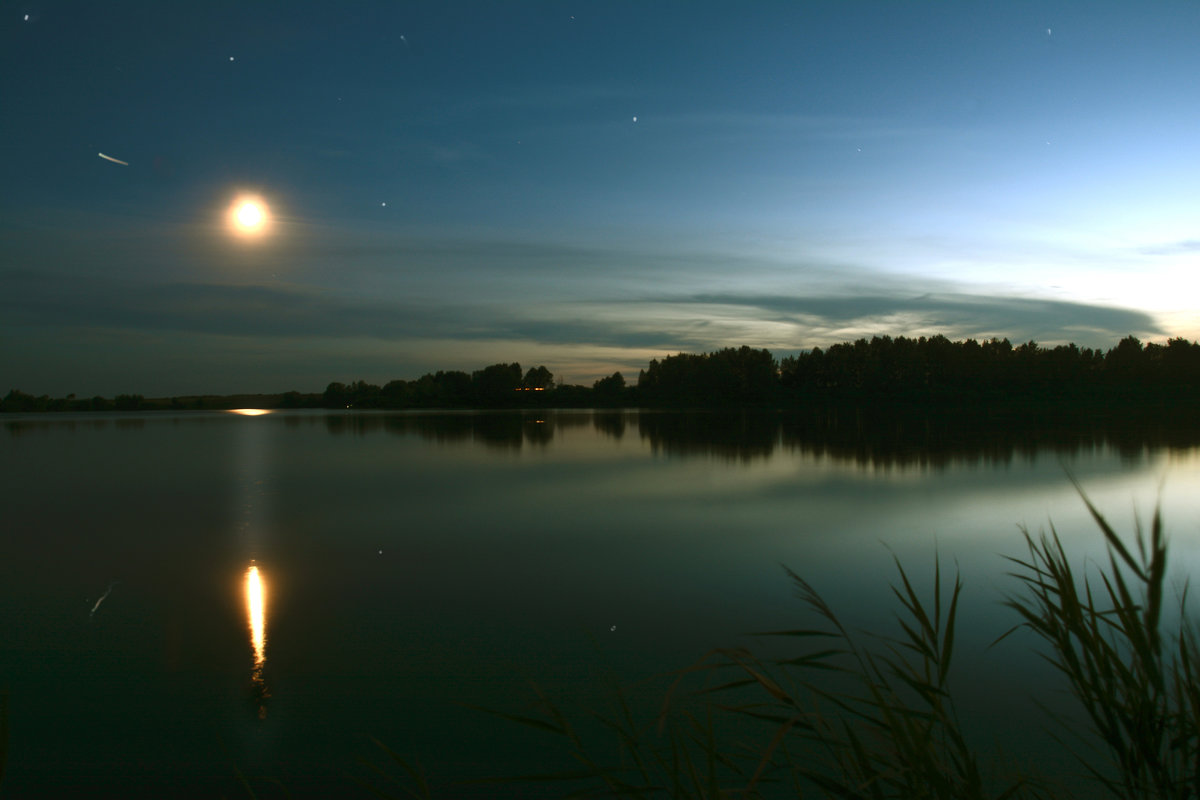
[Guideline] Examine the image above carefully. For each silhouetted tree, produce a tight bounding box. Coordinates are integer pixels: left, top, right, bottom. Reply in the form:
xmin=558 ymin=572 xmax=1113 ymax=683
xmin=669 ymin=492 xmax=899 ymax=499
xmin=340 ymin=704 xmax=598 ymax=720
xmin=9 ymin=335 xmax=1200 ymax=416
xmin=709 ymin=346 xmax=778 ymax=403
xmin=323 ymin=382 xmax=349 ymax=408
xmin=1106 ymin=335 xmax=1145 ymax=384
xmin=593 ymin=372 xmax=625 ymax=392
xmin=380 ymin=380 xmax=411 ymax=406
xmin=1 ymin=390 xmax=43 ymax=412
xmin=522 ymin=365 xmax=555 ymax=390
xmin=591 ymin=372 xmax=627 ymax=406
xmin=637 ymin=347 xmax=776 ymax=405
xmin=114 ymin=394 xmax=145 ymax=411
xmin=473 ymin=363 xmax=523 ymax=404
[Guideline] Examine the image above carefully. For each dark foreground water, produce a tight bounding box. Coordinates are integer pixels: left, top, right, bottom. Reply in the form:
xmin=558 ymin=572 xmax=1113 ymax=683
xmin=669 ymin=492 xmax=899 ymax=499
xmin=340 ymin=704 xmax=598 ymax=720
xmin=2 ymin=409 xmax=1199 ymax=797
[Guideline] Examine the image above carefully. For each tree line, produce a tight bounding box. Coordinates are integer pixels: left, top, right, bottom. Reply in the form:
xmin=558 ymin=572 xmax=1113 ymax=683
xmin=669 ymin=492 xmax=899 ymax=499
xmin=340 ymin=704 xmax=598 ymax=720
xmin=777 ymin=334 xmax=1200 ymax=405
xmin=4 ymin=334 xmax=1200 ymax=413
xmin=316 ymin=334 xmax=1200 ymax=411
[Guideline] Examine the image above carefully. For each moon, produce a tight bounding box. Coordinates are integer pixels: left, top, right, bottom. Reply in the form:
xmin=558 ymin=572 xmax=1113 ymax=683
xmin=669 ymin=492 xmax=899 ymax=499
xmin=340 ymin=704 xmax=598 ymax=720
xmin=227 ymin=194 xmax=271 ymax=238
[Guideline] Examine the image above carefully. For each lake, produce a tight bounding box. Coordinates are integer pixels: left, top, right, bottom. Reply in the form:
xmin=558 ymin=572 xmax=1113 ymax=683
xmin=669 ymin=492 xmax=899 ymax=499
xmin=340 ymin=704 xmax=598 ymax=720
xmin=2 ymin=408 xmax=1199 ymax=798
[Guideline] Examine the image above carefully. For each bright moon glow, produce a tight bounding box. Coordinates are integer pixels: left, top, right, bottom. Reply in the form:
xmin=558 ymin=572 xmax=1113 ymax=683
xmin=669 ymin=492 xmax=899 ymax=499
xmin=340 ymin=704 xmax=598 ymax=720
xmin=237 ymin=203 xmax=263 ymax=228
xmin=228 ymin=195 xmax=271 ymax=238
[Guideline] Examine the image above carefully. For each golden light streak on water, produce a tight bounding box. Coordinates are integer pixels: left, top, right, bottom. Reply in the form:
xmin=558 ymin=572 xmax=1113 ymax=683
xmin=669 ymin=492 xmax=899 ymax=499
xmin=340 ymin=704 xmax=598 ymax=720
xmin=228 ymin=408 xmax=272 ymax=416
xmin=247 ymin=565 xmax=266 ymax=667
xmin=245 ymin=563 xmax=269 ymax=717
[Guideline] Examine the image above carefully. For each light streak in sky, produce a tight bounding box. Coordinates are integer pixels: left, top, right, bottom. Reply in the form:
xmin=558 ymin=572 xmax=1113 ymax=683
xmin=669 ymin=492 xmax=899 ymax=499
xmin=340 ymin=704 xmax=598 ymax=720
xmin=90 ymin=581 xmax=118 ymax=619
xmin=98 ymin=152 xmax=129 ymax=166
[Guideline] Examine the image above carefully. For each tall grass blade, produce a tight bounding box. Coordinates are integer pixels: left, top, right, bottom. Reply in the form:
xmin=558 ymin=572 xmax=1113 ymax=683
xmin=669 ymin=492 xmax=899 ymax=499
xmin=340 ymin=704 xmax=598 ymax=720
xmin=0 ymin=690 xmax=7 ymax=789
xmin=363 ymin=738 xmax=431 ymax=800
xmin=1003 ymin=485 xmax=1200 ymax=799
xmin=466 ymin=483 xmax=1195 ymax=800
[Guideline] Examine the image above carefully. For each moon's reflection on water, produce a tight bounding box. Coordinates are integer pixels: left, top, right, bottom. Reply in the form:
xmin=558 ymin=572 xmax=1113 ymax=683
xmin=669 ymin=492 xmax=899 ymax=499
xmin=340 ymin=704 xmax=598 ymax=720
xmin=245 ymin=562 xmax=269 ymax=719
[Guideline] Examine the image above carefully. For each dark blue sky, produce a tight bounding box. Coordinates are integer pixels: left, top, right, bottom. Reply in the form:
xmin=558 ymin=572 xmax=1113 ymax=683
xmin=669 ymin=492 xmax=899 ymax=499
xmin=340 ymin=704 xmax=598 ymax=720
xmin=3 ymin=1 xmax=1198 ymax=396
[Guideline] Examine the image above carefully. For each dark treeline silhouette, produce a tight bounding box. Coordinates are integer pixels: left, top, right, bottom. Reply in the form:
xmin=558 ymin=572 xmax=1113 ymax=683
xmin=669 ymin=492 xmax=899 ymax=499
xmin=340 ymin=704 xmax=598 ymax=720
xmin=637 ymin=345 xmax=778 ymax=405
xmin=314 ymin=335 xmax=1200 ymax=413
xmin=321 ymin=362 xmax=563 ymax=409
xmin=4 ymin=334 xmax=1200 ymax=413
xmin=779 ymin=334 xmax=1200 ymax=407
xmin=0 ymin=389 xmax=314 ymax=413
xmin=640 ymin=335 xmax=1200 ymax=410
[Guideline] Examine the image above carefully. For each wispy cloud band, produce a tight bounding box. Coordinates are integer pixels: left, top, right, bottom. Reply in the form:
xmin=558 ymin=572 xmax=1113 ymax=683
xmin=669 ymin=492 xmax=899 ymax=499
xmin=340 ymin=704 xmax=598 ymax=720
xmin=2 ymin=268 xmax=1161 ymax=356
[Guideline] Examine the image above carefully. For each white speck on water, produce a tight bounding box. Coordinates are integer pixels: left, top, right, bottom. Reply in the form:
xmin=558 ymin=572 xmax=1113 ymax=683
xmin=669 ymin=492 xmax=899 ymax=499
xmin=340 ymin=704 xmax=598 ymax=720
xmin=632 ymin=116 xmax=637 ymax=122
xmin=610 ymin=625 xmax=616 ymax=632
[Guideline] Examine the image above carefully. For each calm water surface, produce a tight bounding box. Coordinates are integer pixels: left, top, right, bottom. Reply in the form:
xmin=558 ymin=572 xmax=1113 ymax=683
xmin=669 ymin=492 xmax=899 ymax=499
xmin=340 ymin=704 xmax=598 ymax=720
xmin=3 ymin=409 xmax=1199 ymax=797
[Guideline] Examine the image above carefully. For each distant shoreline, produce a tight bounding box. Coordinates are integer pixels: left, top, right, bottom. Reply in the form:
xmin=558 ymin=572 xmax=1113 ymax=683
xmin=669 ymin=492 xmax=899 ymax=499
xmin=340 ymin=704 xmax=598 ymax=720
xmin=5 ymin=334 xmax=1199 ymax=416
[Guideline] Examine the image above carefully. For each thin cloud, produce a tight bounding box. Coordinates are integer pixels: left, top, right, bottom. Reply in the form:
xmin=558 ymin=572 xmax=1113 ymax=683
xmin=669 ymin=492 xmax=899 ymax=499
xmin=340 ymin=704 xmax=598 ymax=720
xmin=679 ymin=292 xmax=1162 ymax=345
xmin=1 ymin=267 xmax=1163 ymax=357
xmin=1138 ymin=239 xmax=1200 ymax=256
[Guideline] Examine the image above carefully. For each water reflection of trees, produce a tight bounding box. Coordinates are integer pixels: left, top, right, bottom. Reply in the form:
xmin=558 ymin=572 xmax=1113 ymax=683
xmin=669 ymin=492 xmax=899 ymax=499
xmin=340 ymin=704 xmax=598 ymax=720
xmin=592 ymin=411 xmax=628 ymax=441
xmin=3 ymin=416 xmax=142 ymax=437
xmin=315 ymin=408 xmax=1193 ymax=471
xmin=8 ymin=409 xmax=1196 ymax=468
xmin=629 ymin=408 xmax=1200 ymax=469
xmin=636 ymin=412 xmax=779 ymax=464
xmin=320 ymin=411 xmax=593 ymax=450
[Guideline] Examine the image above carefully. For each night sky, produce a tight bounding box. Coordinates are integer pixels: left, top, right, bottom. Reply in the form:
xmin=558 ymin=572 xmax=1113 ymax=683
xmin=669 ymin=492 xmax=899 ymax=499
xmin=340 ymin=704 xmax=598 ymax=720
xmin=4 ymin=1 xmax=1199 ymax=397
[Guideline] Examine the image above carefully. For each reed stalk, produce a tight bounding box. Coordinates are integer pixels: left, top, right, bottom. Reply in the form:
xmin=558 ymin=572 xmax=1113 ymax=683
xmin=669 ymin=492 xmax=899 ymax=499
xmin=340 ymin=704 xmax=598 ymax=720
xmin=999 ymin=482 xmax=1200 ymax=799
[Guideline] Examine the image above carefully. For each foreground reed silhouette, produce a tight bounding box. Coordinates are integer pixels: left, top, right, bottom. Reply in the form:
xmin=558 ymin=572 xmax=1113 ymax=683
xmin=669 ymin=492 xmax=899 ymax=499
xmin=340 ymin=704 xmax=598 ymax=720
xmin=4 ymin=487 xmax=1187 ymax=798
xmin=996 ymin=482 xmax=1200 ymax=799
xmin=363 ymin=485 xmax=1198 ymax=799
